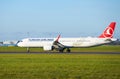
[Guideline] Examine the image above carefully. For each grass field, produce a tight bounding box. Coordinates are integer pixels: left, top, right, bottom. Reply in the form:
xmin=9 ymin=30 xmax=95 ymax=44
xmin=0 ymin=54 xmax=120 ymax=79
xmin=0 ymin=45 xmax=120 ymax=52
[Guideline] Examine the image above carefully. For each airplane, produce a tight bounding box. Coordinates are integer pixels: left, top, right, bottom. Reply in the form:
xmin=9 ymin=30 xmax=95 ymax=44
xmin=17 ymin=22 xmax=117 ymax=52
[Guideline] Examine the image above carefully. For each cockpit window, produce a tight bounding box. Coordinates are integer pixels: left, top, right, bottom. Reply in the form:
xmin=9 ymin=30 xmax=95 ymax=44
xmin=17 ymin=40 xmax=23 ymax=43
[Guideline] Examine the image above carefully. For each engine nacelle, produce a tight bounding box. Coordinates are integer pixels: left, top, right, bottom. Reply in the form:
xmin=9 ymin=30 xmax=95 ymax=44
xmin=43 ymin=45 xmax=52 ymax=51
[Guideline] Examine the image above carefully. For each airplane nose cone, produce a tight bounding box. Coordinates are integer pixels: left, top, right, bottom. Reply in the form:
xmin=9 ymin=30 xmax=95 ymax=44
xmin=17 ymin=42 xmax=23 ymax=47
xmin=17 ymin=43 xmax=21 ymax=47
xmin=17 ymin=43 xmax=19 ymax=46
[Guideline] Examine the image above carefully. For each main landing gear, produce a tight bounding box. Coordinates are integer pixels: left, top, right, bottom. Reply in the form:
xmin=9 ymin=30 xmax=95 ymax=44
xmin=59 ymin=48 xmax=71 ymax=53
xmin=66 ymin=48 xmax=71 ymax=53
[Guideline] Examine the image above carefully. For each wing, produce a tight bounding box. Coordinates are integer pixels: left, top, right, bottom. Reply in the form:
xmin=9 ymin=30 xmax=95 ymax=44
xmin=52 ymin=35 xmax=65 ymax=51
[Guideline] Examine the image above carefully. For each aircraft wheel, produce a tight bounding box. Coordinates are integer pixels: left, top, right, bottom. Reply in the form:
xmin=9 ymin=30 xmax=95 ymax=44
xmin=66 ymin=48 xmax=71 ymax=53
xmin=59 ymin=50 xmax=64 ymax=53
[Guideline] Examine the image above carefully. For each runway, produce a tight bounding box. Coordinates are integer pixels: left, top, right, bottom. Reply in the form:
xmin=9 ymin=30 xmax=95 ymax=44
xmin=0 ymin=52 xmax=120 ymax=54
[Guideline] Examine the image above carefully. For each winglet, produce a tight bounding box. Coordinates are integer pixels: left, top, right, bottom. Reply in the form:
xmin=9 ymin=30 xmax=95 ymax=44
xmin=99 ymin=22 xmax=116 ymax=38
xmin=56 ymin=35 xmax=61 ymax=42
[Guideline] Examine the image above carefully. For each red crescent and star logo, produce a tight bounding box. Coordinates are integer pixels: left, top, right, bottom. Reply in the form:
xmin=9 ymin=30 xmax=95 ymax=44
xmin=103 ymin=27 xmax=113 ymax=38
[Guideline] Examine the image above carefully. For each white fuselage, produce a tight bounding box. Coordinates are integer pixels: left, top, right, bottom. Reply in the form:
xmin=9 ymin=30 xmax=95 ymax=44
xmin=17 ymin=22 xmax=117 ymax=51
xmin=17 ymin=37 xmax=114 ymax=48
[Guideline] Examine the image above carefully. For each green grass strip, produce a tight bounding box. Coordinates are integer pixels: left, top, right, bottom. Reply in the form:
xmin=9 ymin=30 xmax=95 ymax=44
xmin=0 ymin=54 xmax=120 ymax=79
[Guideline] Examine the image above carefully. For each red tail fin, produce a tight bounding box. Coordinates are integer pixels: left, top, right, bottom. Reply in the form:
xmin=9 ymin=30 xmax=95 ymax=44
xmin=99 ymin=22 xmax=116 ymax=38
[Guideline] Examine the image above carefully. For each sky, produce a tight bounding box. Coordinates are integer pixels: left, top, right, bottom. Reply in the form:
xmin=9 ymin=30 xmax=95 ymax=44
xmin=0 ymin=0 xmax=120 ymax=41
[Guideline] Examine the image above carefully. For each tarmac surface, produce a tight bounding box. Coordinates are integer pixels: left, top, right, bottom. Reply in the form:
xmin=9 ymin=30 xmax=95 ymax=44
xmin=0 ymin=52 xmax=120 ymax=54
